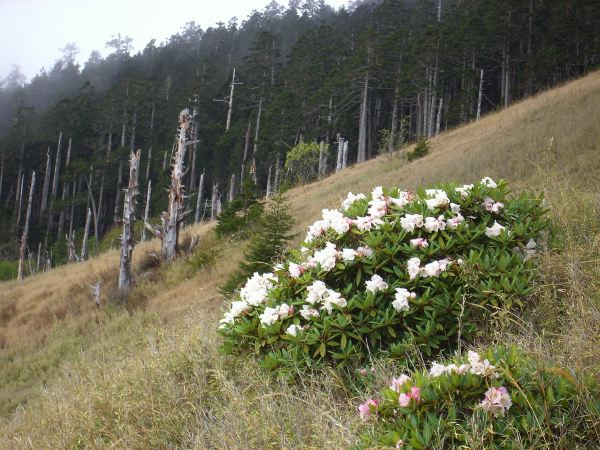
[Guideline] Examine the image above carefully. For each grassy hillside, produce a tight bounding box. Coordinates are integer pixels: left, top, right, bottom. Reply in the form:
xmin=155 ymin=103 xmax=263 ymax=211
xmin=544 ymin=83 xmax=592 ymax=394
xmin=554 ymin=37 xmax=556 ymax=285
xmin=1 ymin=71 xmax=600 ymax=447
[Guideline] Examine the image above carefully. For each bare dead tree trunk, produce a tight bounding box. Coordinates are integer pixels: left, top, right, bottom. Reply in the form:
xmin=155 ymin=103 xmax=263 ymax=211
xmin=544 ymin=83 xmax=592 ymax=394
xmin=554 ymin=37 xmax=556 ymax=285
xmin=37 ymin=242 xmax=42 ymax=271
xmin=342 ymin=140 xmax=349 ymax=170
xmin=57 ymin=138 xmax=72 ymax=240
xmin=47 ymin=131 xmax=63 ymax=232
xmin=476 ymin=69 xmax=484 ymax=120
xmin=357 ymin=74 xmax=369 ymax=163
xmin=266 ymin=165 xmax=272 ymax=198
xmin=194 ymin=170 xmax=205 ymax=224
xmin=81 ymin=207 xmax=92 ymax=260
xmin=113 ymin=160 xmax=123 ymax=225
xmin=226 ymin=68 xmax=237 ymax=132
xmin=437 ymin=0 xmax=442 ymax=22
xmin=106 ymin=126 xmax=113 ymax=157
xmin=252 ymin=96 xmax=263 ymax=166
xmin=336 ymin=134 xmax=343 ymax=173
xmin=119 ymin=150 xmax=141 ymax=292
xmin=40 ymin=147 xmax=51 ymax=212
xmin=141 ymin=179 xmax=152 ymax=241
xmin=15 ymin=173 xmax=24 ymax=229
xmin=243 ymin=119 xmax=252 ymax=163
xmin=189 ymin=108 xmax=198 ymax=191
xmin=68 ymin=181 xmax=76 ymax=240
xmin=210 ymin=183 xmax=218 ymax=221
xmin=274 ymin=155 xmax=281 ymax=193
xmin=435 ymin=98 xmax=443 ymax=136
xmin=318 ymin=141 xmax=326 ymax=178
xmin=389 ymin=86 xmax=399 ymax=152
xmin=228 ymin=174 xmax=236 ymax=203
xmin=18 ymin=171 xmax=35 ymax=280
xmin=162 ymin=109 xmax=190 ymax=262
xmin=66 ymin=231 xmax=78 ymax=263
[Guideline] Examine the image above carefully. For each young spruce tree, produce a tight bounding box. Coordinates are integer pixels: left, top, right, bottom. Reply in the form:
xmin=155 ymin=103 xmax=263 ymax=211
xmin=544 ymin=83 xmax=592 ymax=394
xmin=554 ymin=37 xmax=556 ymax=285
xmin=220 ymin=192 xmax=295 ymax=295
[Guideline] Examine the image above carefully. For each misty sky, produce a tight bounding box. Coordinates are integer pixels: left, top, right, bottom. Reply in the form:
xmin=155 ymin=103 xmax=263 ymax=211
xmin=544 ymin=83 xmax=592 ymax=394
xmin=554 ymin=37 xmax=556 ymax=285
xmin=0 ymin=0 xmax=348 ymax=82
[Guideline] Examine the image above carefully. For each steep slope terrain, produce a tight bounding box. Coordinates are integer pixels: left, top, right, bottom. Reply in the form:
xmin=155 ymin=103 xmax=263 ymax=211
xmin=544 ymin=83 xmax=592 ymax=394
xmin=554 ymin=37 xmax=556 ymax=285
xmin=1 ymin=70 xmax=600 ymax=447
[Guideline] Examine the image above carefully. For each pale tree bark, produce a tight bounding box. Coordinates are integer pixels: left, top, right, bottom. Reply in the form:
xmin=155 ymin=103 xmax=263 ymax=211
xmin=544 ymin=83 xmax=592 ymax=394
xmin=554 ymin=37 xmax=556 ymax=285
xmin=85 ymin=170 xmax=100 ymax=241
xmin=81 ymin=207 xmax=92 ymax=260
xmin=161 ymin=110 xmax=190 ymax=262
xmin=37 ymin=242 xmax=42 ymax=271
xmin=66 ymin=231 xmax=78 ymax=263
xmin=47 ymin=131 xmax=63 ymax=231
xmin=389 ymin=85 xmax=399 ymax=153
xmin=226 ymin=68 xmax=237 ymax=131
xmin=435 ymin=98 xmax=443 ymax=136
xmin=437 ymin=0 xmax=442 ymax=22
xmin=18 ymin=171 xmax=35 ymax=280
xmin=273 ymin=155 xmax=281 ymax=193
xmin=265 ymin=165 xmax=272 ymax=198
xmin=68 ymin=181 xmax=76 ymax=240
xmin=318 ymin=141 xmax=326 ymax=178
xmin=242 ymin=119 xmax=252 ymax=183
xmin=342 ymin=140 xmax=349 ymax=170
xmin=15 ymin=173 xmax=24 ymax=229
xmin=189 ymin=107 xmax=198 ymax=191
xmin=251 ymin=96 xmax=263 ymax=180
xmin=142 ymin=179 xmax=152 ymax=241
xmin=335 ymin=134 xmax=343 ymax=173
xmin=40 ymin=147 xmax=51 ymax=212
xmin=194 ymin=171 xmax=205 ymax=224
xmin=476 ymin=69 xmax=484 ymax=121
xmin=113 ymin=161 xmax=123 ymax=225
xmin=119 ymin=150 xmax=141 ymax=292
xmin=357 ymin=74 xmax=369 ymax=163
xmin=210 ymin=183 xmax=218 ymax=221
xmin=57 ymin=138 xmax=72 ymax=240
xmin=228 ymin=174 xmax=236 ymax=203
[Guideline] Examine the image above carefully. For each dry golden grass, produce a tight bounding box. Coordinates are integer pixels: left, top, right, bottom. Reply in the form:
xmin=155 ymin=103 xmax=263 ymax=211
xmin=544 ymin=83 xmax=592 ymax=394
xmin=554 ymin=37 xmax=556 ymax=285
xmin=1 ymin=70 xmax=600 ymax=447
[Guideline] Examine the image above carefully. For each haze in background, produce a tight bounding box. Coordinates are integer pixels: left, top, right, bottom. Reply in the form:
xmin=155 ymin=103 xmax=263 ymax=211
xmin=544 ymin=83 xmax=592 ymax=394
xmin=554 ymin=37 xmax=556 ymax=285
xmin=0 ymin=0 xmax=348 ymax=81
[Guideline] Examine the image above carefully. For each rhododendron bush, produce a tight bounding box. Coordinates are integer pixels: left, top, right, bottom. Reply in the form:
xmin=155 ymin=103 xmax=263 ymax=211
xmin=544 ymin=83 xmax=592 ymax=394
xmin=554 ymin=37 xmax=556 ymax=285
xmin=357 ymin=347 xmax=600 ymax=448
xmin=219 ymin=178 xmax=547 ymax=368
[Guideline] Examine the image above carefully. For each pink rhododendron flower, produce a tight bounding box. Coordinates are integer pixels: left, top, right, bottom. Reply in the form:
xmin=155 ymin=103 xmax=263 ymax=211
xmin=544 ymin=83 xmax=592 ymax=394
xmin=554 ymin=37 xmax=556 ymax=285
xmin=398 ymin=393 xmax=411 ymax=407
xmin=410 ymin=238 xmax=428 ymax=248
xmin=479 ymin=386 xmax=512 ymax=417
xmin=358 ymin=399 xmax=379 ymax=420
xmin=390 ymin=374 xmax=411 ymax=392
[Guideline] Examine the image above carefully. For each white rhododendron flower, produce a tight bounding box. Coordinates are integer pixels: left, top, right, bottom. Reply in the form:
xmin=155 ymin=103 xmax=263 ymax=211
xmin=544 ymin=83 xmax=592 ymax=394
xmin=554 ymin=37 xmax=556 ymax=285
xmin=480 ymin=177 xmax=497 ymax=188
xmin=306 ymin=280 xmax=329 ymax=304
xmin=407 ymin=257 xmax=421 ymax=280
xmin=321 ymin=290 xmax=347 ymax=314
xmin=341 ymin=192 xmax=366 ymax=210
xmin=356 ymin=246 xmax=374 ymax=258
xmin=277 ymin=303 xmax=294 ymax=318
xmin=425 ymin=189 xmax=450 ymax=209
xmin=390 ymin=374 xmax=411 ymax=392
xmin=468 ymin=350 xmax=498 ymax=376
xmin=365 ymin=274 xmax=388 ymax=294
xmin=400 ymin=214 xmax=424 ymax=232
xmin=446 ymin=213 xmax=465 ymax=230
xmin=240 ymin=272 xmax=277 ymax=306
xmin=341 ymin=248 xmax=357 ymax=261
xmin=485 ymin=221 xmax=505 ymax=237
xmin=367 ymin=197 xmax=388 ymax=219
xmin=371 ymin=186 xmax=385 ymax=200
xmin=410 ymin=238 xmax=428 ymax=248
xmin=286 ymin=324 xmax=303 ymax=337
xmin=429 ymin=361 xmax=470 ymax=377
xmin=393 ymin=288 xmax=416 ymax=312
xmin=300 ymin=305 xmax=320 ymax=319
xmin=429 ymin=362 xmax=447 ymax=377
xmin=289 ymin=262 xmax=302 ymax=278
xmin=479 ymin=386 xmax=512 ymax=417
xmin=421 ymin=258 xmax=451 ymax=278
xmin=424 ymin=215 xmax=446 ymax=232
xmin=322 ymin=208 xmax=351 ymax=234
xmin=306 ymin=219 xmax=327 ymax=243
xmin=230 ymin=300 xmax=249 ymax=318
xmin=310 ymin=242 xmax=339 ymax=272
xmin=455 ymin=184 xmax=474 ymax=198
xmin=389 ymin=191 xmax=411 ymax=208
xmin=482 ymin=197 xmax=504 ymax=213
xmin=355 ymin=215 xmax=384 ymax=231
xmin=450 ymin=203 xmax=461 ymax=213
xmin=259 ymin=307 xmax=280 ymax=326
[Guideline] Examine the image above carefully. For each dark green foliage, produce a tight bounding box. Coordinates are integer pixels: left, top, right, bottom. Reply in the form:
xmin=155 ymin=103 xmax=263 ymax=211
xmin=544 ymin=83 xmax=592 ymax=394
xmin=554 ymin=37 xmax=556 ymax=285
xmin=358 ymin=346 xmax=600 ymax=449
xmin=215 ymin=178 xmax=263 ymax=240
xmin=0 ymin=260 xmax=17 ymax=281
xmin=220 ymin=193 xmax=295 ymax=296
xmin=219 ymin=179 xmax=547 ymax=371
xmin=406 ymin=137 xmax=429 ymax=162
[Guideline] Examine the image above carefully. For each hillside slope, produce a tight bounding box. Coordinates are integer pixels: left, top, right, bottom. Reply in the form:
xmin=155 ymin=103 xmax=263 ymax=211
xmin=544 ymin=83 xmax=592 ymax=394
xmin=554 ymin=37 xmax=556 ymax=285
xmin=1 ymin=70 xmax=600 ymax=447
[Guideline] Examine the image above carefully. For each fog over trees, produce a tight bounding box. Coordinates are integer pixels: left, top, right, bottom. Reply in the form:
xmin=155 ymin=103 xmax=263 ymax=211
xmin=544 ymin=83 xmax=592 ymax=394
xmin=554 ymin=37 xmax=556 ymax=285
xmin=0 ymin=0 xmax=599 ymax=268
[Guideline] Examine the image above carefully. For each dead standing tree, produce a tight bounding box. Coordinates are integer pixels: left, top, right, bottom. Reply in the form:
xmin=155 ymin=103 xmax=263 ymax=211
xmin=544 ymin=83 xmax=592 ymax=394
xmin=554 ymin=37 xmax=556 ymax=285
xmin=118 ymin=150 xmax=141 ymax=292
xmin=146 ymin=109 xmax=191 ymax=262
xmin=18 ymin=171 xmax=36 ymax=280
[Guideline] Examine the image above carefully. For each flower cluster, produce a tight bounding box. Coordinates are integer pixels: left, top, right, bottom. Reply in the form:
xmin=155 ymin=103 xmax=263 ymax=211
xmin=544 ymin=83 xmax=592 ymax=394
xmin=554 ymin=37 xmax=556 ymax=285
xmin=479 ymin=386 xmax=512 ymax=417
xmin=220 ymin=177 xmax=546 ymax=370
xmin=358 ymin=399 xmax=379 ymax=420
xmin=429 ymin=350 xmax=497 ymax=378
